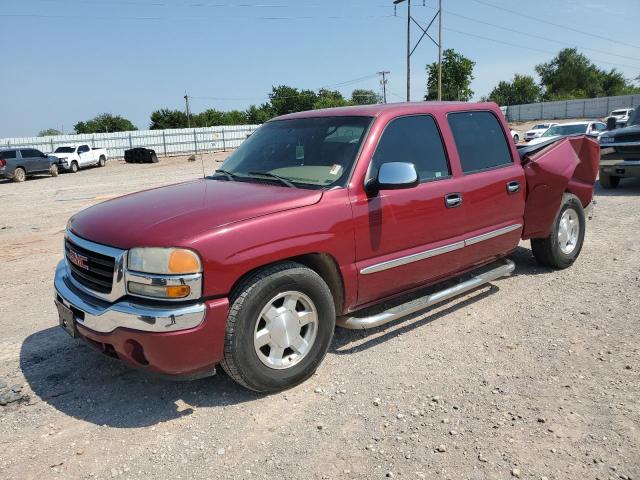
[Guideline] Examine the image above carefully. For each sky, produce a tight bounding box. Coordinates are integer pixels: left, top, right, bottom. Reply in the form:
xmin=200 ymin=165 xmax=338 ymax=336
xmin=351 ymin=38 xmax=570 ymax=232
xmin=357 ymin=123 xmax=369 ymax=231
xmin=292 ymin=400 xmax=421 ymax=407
xmin=1 ymin=0 xmax=639 ymax=138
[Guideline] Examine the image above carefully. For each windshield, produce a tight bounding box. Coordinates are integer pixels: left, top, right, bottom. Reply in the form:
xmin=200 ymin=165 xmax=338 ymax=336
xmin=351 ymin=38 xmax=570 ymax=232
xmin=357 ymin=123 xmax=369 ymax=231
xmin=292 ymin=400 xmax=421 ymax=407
xmin=54 ymin=146 xmax=75 ymax=153
xmin=542 ymin=124 xmax=588 ymax=137
xmin=213 ymin=116 xmax=372 ymax=189
xmin=611 ymin=110 xmax=629 ymax=116
xmin=533 ymin=124 xmax=549 ymax=129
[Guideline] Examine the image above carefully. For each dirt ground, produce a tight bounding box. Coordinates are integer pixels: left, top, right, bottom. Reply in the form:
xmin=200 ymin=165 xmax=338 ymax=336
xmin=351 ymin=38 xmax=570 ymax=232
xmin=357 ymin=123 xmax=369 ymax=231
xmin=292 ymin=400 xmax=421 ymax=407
xmin=0 ymin=153 xmax=638 ymax=480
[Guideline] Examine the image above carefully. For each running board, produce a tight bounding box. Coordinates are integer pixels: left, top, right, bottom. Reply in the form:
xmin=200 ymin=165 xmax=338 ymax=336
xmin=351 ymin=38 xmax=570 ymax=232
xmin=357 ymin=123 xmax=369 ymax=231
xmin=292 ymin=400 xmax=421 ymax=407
xmin=336 ymin=259 xmax=515 ymax=330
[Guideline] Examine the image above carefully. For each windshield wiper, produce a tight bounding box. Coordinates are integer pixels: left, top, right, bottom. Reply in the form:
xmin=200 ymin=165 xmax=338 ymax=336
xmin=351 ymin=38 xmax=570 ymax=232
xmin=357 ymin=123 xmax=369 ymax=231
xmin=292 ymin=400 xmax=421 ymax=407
xmin=211 ymin=169 xmax=238 ymax=181
xmin=247 ymin=171 xmax=297 ymax=188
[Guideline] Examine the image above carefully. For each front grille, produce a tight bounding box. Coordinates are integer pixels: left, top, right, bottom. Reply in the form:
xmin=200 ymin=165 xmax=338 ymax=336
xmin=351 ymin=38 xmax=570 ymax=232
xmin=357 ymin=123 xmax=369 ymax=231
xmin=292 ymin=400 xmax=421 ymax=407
xmin=65 ymin=238 xmax=115 ymax=293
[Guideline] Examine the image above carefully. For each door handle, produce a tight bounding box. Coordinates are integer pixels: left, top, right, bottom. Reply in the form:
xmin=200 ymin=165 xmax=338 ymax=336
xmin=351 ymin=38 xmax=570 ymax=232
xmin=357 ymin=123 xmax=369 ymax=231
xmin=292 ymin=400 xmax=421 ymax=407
xmin=506 ymin=181 xmax=520 ymax=194
xmin=444 ymin=193 xmax=463 ymax=208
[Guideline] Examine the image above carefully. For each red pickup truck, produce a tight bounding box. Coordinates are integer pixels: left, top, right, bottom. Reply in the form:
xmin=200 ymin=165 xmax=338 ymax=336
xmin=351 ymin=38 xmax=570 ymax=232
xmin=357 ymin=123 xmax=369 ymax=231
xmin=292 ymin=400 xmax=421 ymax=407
xmin=54 ymin=102 xmax=599 ymax=392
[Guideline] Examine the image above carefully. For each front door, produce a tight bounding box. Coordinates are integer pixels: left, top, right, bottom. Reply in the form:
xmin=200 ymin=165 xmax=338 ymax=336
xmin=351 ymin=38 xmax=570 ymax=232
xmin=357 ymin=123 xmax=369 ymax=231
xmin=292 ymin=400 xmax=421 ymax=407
xmin=77 ymin=145 xmax=91 ymax=166
xmin=350 ymin=114 xmax=470 ymax=306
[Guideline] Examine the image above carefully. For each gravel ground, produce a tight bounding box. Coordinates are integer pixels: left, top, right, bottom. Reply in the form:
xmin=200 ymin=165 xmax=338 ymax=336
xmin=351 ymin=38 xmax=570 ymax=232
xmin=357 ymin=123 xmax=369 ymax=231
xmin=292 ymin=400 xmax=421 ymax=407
xmin=0 ymin=153 xmax=638 ymax=480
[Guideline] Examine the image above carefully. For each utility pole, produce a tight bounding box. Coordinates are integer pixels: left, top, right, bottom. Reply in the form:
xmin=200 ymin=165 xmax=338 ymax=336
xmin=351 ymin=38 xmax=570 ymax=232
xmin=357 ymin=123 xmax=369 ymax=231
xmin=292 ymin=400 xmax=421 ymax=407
xmin=393 ymin=0 xmax=442 ymax=102
xmin=378 ymin=71 xmax=390 ymax=103
xmin=437 ymin=0 xmax=442 ymax=100
xmin=184 ymin=91 xmax=192 ymax=128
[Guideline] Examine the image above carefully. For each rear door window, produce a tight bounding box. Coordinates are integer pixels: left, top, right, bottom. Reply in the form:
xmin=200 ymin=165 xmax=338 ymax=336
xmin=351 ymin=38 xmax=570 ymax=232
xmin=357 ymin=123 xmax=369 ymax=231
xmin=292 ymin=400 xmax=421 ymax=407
xmin=447 ymin=111 xmax=513 ymax=174
xmin=20 ymin=149 xmax=38 ymax=158
xmin=371 ymin=115 xmax=450 ymax=183
xmin=0 ymin=150 xmax=17 ymax=159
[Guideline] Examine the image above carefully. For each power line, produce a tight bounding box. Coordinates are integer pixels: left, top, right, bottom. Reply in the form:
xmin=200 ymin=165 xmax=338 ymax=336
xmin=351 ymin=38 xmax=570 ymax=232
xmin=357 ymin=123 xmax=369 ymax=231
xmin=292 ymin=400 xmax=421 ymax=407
xmin=469 ymin=0 xmax=640 ymax=51
xmin=440 ymin=24 xmax=640 ymax=71
xmin=431 ymin=6 xmax=640 ymax=64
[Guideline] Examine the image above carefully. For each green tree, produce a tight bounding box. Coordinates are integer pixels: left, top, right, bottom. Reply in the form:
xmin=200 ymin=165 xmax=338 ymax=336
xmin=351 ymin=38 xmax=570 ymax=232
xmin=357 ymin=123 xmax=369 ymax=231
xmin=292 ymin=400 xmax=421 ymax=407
xmin=535 ymin=48 xmax=640 ymax=100
xmin=313 ymin=89 xmax=348 ymax=109
xmin=149 ymin=109 xmax=189 ymax=129
xmin=246 ymin=103 xmax=274 ymax=124
xmin=194 ymin=109 xmax=248 ymax=127
xmin=75 ymin=113 xmax=136 ymax=134
xmin=425 ymin=49 xmax=475 ymax=101
xmin=350 ymin=89 xmax=381 ymax=105
xmin=38 ymin=128 xmax=62 ymax=137
xmin=268 ymin=86 xmax=309 ymax=116
xmin=488 ymin=74 xmax=541 ymax=105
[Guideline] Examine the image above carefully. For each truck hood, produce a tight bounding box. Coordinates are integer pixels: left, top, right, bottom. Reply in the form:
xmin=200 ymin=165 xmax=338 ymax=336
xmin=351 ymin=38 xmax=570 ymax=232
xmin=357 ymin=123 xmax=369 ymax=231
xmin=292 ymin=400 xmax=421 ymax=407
xmin=69 ymin=179 xmax=323 ymax=249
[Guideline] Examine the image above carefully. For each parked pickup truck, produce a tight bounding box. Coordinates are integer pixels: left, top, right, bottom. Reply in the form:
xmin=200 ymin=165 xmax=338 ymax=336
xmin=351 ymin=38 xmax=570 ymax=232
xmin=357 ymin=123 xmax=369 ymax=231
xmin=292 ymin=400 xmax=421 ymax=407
xmin=598 ymin=107 xmax=640 ymax=188
xmin=52 ymin=144 xmax=108 ymax=173
xmin=54 ymin=102 xmax=599 ymax=392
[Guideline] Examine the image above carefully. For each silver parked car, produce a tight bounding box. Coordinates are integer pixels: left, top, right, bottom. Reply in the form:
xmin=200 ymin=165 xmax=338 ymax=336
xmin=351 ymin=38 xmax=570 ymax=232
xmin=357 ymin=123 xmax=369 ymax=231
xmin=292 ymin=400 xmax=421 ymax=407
xmin=0 ymin=148 xmax=61 ymax=182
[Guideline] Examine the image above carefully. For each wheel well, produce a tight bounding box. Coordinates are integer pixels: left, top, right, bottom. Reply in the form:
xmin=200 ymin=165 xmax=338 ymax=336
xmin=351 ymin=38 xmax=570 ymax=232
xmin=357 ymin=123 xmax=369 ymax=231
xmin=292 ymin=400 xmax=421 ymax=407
xmin=230 ymin=253 xmax=345 ymax=314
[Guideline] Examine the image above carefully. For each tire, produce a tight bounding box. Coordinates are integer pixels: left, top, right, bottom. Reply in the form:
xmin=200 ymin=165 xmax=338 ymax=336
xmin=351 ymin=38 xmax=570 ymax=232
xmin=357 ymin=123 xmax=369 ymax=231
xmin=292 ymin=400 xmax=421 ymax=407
xmin=513 ymin=134 xmax=520 ymax=144
xmin=221 ymin=261 xmax=336 ymax=393
xmin=12 ymin=167 xmax=26 ymax=183
xmin=599 ymin=173 xmax=620 ymax=189
xmin=49 ymin=164 xmax=59 ymax=177
xmin=531 ymin=193 xmax=585 ymax=269
xmin=98 ymin=156 xmax=106 ymax=167
xmin=70 ymin=161 xmax=79 ymax=173
xmin=150 ymin=153 xmax=158 ymax=163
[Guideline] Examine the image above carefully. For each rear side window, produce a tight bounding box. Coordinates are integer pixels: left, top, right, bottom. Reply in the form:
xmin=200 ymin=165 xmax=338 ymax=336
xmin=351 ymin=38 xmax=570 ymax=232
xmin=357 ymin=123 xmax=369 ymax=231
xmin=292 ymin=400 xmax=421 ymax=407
xmin=20 ymin=149 xmax=39 ymax=158
xmin=371 ymin=115 xmax=450 ymax=182
xmin=448 ymin=111 xmax=513 ymax=174
xmin=0 ymin=150 xmax=17 ymax=159
xmin=78 ymin=145 xmax=90 ymax=153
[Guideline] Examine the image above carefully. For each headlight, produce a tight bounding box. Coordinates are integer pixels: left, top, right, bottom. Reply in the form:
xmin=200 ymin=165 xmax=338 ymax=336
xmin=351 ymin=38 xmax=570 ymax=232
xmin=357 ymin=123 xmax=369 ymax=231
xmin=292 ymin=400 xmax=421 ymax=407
xmin=127 ymin=248 xmax=202 ymax=300
xmin=128 ymin=248 xmax=201 ymax=275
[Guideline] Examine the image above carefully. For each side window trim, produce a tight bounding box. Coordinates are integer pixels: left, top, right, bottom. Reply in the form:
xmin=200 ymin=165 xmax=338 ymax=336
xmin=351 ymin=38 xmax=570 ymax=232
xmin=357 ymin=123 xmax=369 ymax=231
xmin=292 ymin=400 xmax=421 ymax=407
xmin=366 ymin=113 xmax=453 ymax=185
xmin=446 ymin=109 xmax=515 ymax=176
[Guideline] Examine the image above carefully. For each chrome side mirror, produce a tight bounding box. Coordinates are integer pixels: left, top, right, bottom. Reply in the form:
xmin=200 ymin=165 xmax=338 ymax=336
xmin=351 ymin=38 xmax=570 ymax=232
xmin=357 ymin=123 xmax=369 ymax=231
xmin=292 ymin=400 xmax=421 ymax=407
xmin=366 ymin=162 xmax=419 ymax=195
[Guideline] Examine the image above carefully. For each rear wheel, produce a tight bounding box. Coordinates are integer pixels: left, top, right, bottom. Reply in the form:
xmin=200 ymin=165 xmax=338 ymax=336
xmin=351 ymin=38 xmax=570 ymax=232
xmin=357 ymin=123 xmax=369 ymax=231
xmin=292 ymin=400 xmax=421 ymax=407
xmin=98 ymin=155 xmax=106 ymax=167
xmin=599 ymin=173 xmax=620 ymax=189
xmin=531 ymin=193 xmax=585 ymax=269
xmin=221 ymin=262 xmax=336 ymax=393
xmin=12 ymin=167 xmax=26 ymax=183
xmin=49 ymin=164 xmax=59 ymax=177
xmin=513 ymin=134 xmax=520 ymax=144
xmin=70 ymin=161 xmax=79 ymax=173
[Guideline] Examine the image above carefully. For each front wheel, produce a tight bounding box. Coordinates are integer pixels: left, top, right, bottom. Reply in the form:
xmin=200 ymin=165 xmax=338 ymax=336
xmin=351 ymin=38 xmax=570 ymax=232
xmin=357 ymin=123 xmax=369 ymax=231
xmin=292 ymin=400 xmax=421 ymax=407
xmin=70 ymin=161 xmax=79 ymax=173
xmin=49 ymin=164 xmax=59 ymax=177
xmin=531 ymin=193 xmax=585 ymax=269
xmin=221 ymin=262 xmax=336 ymax=393
xmin=513 ymin=134 xmax=520 ymax=144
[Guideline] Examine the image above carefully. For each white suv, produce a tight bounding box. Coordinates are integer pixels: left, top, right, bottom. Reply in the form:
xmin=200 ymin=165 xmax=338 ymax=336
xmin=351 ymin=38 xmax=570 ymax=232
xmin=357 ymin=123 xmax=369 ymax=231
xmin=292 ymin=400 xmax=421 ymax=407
xmin=524 ymin=123 xmax=558 ymax=142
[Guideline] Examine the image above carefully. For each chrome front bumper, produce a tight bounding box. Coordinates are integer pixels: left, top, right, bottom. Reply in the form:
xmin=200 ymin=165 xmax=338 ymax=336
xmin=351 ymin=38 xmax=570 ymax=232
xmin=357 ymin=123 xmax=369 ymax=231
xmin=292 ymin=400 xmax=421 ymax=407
xmin=54 ymin=260 xmax=206 ymax=334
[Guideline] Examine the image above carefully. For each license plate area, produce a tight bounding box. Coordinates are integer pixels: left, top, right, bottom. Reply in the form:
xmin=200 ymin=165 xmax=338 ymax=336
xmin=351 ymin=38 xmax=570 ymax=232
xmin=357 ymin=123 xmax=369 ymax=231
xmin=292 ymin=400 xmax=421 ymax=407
xmin=56 ymin=300 xmax=78 ymax=338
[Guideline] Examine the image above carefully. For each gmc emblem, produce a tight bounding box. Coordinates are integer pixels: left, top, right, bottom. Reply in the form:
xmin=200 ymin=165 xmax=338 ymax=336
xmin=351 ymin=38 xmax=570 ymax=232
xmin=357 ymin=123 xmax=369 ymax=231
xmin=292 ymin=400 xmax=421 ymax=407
xmin=68 ymin=250 xmax=89 ymax=270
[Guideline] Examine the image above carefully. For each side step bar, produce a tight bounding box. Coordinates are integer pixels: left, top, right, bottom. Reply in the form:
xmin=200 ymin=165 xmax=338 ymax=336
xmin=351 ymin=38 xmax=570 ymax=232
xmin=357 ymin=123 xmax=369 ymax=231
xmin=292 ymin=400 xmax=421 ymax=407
xmin=336 ymin=259 xmax=515 ymax=330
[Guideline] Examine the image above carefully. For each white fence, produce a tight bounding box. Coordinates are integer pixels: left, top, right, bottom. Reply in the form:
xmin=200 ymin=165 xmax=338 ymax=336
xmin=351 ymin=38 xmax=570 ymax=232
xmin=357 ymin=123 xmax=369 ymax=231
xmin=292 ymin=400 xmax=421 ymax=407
xmin=0 ymin=124 xmax=261 ymax=159
xmin=505 ymin=94 xmax=640 ymax=122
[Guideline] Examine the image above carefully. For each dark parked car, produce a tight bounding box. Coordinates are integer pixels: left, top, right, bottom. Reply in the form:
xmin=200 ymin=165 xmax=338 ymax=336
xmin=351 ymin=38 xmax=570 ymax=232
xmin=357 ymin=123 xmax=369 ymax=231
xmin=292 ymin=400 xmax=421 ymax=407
xmin=124 ymin=147 xmax=158 ymax=164
xmin=0 ymin=148 xmax=61 ymax=182
xmin=598 ymin=108 xmax=640 ymax=188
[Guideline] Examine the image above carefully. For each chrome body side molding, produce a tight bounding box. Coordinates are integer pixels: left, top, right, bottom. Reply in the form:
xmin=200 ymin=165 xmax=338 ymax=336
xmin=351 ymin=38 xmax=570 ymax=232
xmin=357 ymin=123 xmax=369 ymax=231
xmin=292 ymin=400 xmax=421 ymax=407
xmin=360 ymin=224 xmax=522 ymax=275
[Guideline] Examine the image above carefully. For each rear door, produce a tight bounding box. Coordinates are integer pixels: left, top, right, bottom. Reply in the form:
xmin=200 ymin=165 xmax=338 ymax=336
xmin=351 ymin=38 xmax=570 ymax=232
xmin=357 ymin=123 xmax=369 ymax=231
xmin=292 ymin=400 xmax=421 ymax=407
xmin=351 ymin=114 xmax=469 ymax=306
xmin=19 ymin=149 xmax=40 ymax=173
xmin=445 ymin=110 xmax=525 ymax=269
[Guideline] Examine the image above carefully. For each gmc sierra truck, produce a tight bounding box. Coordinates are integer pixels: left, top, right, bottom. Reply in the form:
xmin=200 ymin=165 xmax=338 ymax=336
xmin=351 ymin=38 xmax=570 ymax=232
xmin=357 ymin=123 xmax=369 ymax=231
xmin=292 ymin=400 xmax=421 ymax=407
xmin=52 ymin=144 xmax=108 ymax=173
xmin=54 ymin=102 xmax=599 ymax=393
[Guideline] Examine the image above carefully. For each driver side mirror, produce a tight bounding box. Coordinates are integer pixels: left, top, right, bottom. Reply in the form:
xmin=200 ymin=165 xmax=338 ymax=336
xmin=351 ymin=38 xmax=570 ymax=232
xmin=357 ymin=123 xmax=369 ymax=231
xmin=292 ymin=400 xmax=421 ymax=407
xmin=365 ymin=162 xmax=419 ymax=195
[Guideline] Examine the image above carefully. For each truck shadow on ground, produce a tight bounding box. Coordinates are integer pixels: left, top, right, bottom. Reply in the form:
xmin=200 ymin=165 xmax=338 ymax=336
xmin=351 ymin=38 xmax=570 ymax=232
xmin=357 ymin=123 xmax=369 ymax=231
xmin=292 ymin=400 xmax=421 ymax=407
xmin=20 ymin=327 xmax=258 ymax=428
